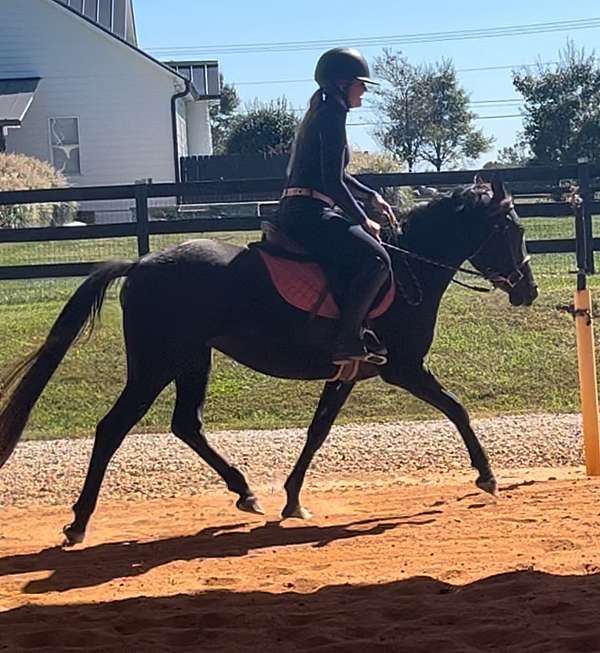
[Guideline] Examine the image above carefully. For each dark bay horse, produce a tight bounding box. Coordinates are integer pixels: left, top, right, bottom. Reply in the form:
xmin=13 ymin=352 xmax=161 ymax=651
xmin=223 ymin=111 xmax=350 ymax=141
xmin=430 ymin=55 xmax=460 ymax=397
xmin=0 ymin=179 xmax=538 ymax=546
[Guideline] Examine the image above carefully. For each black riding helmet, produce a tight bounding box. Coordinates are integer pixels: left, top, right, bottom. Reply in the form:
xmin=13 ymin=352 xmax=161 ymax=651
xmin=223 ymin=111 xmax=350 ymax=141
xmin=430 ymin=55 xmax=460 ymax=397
xmin=314 ymin=47 xmax=379 ymax=88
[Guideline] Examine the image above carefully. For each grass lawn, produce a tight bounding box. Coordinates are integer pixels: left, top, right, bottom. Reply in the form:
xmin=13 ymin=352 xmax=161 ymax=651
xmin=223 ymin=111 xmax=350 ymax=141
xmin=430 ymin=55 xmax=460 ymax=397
xmin=0 ymin=220 xmax=596 ymax=440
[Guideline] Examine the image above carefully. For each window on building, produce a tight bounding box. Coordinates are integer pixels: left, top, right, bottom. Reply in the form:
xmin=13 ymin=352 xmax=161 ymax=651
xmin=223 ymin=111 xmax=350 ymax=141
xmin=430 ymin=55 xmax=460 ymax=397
xmin=49 ymin=118 xmax=81 ymax=175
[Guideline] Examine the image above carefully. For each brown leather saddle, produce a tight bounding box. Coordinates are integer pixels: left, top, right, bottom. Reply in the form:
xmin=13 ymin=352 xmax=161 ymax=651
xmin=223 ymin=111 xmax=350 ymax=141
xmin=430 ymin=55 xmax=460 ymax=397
xmin=259 ymin=221 xmax=312 ymax=259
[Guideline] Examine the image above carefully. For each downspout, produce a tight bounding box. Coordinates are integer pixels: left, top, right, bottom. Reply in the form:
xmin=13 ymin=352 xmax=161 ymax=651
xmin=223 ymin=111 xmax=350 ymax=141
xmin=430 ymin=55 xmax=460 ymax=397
xmin=171 ymin=78 xmax=191 ymax=184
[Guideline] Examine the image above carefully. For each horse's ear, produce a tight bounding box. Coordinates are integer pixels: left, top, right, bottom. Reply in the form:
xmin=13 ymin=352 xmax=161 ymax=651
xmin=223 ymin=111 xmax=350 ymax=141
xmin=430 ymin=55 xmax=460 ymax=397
xmin=473 ymin=174 xmax=485 ymax=186
xmin=491 ymin=175 xmax=507 ymax=201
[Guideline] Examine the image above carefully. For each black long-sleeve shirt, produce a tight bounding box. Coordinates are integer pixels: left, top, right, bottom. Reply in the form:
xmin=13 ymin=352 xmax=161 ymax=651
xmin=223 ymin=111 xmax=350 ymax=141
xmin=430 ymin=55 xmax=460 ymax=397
xmin=285 ymin=93 xmax=376 ymax=225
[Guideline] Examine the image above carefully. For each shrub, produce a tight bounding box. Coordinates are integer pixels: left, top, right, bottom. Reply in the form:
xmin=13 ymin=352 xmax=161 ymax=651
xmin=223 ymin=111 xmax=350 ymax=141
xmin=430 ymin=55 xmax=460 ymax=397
xmin=224 ymin=98 xmax=299 ymax=156
xmin=348 ymin=150 xmax=414 ymax=210
xmin=0 ymin=153 xmax=76 ymax=227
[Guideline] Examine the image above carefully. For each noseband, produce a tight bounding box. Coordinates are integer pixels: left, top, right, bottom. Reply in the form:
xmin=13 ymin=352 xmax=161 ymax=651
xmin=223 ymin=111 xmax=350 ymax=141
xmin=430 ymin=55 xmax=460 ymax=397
xmin=468 ymin=204 xmax=530 ymax=291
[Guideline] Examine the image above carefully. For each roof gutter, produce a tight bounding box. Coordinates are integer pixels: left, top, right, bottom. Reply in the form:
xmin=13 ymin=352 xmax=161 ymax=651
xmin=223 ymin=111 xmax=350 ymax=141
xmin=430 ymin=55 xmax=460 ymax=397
xmin=171 ymin=79 xmax=191 ymax=184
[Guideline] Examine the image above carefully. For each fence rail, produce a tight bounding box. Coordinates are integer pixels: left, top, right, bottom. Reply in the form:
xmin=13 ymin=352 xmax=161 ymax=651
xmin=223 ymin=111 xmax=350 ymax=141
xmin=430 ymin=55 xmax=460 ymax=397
xmin=0 ymin=162 xmax=598 ymax=281
xmin=179 ymin=154 xmax=600 ymax=187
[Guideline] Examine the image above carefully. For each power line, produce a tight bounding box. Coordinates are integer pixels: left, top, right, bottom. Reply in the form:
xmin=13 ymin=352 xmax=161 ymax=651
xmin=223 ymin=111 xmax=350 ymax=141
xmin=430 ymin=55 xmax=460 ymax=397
xmin=457 ymin=61 xmax=558 ymax=73
xmin=288 ymin=99 xmax=523 ymax=113
xmin=146 ymin=17 xmax=600 ymax=56
xmin=347 ymin=114 xmax=523 ymax=127
xmin=469 ymin=99 xmax=522 ymax=105
xmin=227 ymin=61 xmax=557 ymax=87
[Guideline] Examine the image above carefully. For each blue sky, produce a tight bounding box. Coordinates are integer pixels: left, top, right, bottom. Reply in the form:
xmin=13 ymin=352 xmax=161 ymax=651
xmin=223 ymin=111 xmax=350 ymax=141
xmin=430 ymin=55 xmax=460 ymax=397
xmin=135 ymin=1 xmax=600 ymax=166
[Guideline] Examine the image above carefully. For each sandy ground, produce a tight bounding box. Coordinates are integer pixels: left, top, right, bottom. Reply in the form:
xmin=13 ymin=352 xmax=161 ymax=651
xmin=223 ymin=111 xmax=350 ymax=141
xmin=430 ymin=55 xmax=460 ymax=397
xmin=2 ymin=466 xmax=600 ymax=652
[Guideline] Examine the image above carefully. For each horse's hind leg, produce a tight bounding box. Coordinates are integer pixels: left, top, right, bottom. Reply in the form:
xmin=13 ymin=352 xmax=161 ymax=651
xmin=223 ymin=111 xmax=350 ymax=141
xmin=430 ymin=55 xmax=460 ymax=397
xmin=171 ymin=348 xmax=262 ymax=515
xmin=282 ymin=380 xmax=354 ymax=520
xmin=63 ymin=378 xmax=168 ymax=546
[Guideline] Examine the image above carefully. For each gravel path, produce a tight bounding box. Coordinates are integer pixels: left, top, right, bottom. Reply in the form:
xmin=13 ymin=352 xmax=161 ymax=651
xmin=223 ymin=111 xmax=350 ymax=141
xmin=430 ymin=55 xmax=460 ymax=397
xmin=0 ymin=413 xmax=584 ymax=508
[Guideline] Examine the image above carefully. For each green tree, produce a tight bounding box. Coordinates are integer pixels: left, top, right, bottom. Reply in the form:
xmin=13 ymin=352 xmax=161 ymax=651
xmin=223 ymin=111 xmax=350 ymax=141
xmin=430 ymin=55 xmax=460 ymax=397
xmin=224 ymin=98 xmax=299 ymax=155
xmin=372 ymin=50 xmax=427 ymax=172
xmin=372 ymin=51 xmax=492 ymax=171
xmin=483 ymin=140 xmax=532 ymax=169
xmin=209 ymin=74 xmax=240 ymax=155
xmin=419 ymin=60 xmax=493 ymax=171
xmin=513 ymin=41 xmax=600 ymax=165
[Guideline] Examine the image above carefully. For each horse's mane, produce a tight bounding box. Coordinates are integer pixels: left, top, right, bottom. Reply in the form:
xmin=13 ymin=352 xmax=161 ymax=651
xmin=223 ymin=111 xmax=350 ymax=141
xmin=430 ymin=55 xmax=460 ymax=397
xmin=383 ymin=184 xmax=498 ymax=246
xmin=398 ymin=194 xmax=456 ymax=228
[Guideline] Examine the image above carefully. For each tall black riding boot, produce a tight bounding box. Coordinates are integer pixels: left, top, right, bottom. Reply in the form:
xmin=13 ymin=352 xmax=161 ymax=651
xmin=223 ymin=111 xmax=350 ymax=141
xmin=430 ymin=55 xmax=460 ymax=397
xmin=332 ymin=257 xmax=390 ymax=365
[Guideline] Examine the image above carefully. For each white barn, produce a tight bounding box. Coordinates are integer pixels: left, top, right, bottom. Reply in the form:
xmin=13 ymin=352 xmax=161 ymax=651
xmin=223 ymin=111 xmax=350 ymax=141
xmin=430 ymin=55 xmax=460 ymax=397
xmin=0 ymin=0 xmax=220 ymax=221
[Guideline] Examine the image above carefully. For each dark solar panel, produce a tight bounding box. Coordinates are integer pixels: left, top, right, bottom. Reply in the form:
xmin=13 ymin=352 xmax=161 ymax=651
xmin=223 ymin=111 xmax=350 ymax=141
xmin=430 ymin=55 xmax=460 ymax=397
xmin=207 ymin=64 xmax=220 ymax=96
xmin=178 ymin=66 xmax=192 ymax=81
xmin=192 ymin=67 xmax=207 ymax=96
xmin=98 ymin=0 xmax=112 ymax=29
xmin=167 ymin=62 xmax=221 ymax=99
xmin=57 ymin=0 xmax=133 ymax=45
xmin=113 ymin=0 xmax=126 ymax=39
xmin=83 ymin=0 xmax=97 ymax=19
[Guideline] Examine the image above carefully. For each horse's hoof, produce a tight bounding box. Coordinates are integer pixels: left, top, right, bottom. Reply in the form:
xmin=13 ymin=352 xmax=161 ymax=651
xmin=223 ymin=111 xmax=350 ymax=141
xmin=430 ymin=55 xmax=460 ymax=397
xmin=282 ymin=505 xmax=312 ymax=520
xmin=62 ymin=525 xmax=85 ymax=547
xmin=476 ymin=475 xmax=498 ymax=497
xmin=236 ymin=495 xmax=264 ymax=515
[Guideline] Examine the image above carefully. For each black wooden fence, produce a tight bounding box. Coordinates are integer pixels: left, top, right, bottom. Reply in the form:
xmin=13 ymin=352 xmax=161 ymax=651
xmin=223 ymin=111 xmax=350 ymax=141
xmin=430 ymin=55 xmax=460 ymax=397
xmin=180 ymin=153 xmax=289 ymax=183
xmin=0 ymin=161 xmax=598 ymax=281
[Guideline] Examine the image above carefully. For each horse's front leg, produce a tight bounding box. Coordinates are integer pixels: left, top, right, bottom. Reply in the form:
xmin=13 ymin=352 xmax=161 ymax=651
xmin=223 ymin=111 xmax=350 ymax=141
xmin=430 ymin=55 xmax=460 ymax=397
xmin=282 ymin=380 xmax=355 ymax=519
xmin=382 ymin=364 xmax=497 ymax=496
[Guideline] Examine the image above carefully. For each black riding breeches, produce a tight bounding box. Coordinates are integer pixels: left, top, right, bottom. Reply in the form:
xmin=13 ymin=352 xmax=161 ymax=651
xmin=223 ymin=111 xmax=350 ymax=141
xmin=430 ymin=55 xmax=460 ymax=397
xmin=276 ymin=197 xmax=392 ymax=281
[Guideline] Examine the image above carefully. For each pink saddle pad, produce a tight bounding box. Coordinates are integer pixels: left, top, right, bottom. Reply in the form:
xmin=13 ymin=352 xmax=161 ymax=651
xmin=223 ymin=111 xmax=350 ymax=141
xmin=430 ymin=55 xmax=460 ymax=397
xmin=258 ymin=250 xmax=395 ymax=319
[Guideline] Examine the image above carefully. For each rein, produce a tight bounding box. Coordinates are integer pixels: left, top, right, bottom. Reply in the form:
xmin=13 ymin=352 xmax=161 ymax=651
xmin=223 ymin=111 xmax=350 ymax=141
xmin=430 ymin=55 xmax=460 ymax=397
xmin=375 ymin=184 xmax=535 ymax=307
xmin=383 ymin=237 xmax=531 ymax=302
xmin=384 ymin=241 xmax=493 ymax=284
xmin=383 ymin=240 xmax=496 ymax=297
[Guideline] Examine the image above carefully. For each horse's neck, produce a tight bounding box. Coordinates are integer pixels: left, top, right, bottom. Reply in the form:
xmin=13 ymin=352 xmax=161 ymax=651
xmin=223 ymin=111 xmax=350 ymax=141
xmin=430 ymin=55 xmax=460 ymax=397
xmin=394 ymin=228 xmax=471 ymax=299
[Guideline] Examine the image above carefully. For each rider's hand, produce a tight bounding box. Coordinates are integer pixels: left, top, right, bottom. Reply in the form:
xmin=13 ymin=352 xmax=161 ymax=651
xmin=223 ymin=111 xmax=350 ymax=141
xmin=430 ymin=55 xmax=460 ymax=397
xmin=371 ymin=193 xmax=398 ymax=228
xmin=363 ymin=217 xmax=382 ymax=241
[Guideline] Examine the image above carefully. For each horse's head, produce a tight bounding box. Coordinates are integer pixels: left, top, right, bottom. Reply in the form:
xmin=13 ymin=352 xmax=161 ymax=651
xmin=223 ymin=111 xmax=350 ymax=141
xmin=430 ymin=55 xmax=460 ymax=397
xmin=459 ymin=177 xmax=538 ymax=307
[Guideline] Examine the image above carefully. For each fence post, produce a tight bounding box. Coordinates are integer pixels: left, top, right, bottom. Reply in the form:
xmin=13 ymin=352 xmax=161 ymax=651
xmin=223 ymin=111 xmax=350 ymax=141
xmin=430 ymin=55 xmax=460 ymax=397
xmin=135 ymin=182 xmax=150 ymax=257
xmin=571 ymin=169 xmax=600 ymax=476
xmin=577 ymin=157 xmax=595 ymax=274
xmin=574 ymin=274 xmax=600 ymax=476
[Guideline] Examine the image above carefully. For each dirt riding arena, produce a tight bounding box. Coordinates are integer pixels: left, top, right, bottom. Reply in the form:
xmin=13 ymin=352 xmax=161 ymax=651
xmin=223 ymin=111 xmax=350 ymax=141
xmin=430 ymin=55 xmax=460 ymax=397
xmin=2 ymin=414 xmax=600 ymax=652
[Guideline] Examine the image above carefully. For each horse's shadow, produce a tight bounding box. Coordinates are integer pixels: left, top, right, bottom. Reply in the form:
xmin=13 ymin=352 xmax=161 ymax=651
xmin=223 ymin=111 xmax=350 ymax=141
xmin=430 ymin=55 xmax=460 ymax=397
xmin=0 ymin=510 xmax=441 ymax=594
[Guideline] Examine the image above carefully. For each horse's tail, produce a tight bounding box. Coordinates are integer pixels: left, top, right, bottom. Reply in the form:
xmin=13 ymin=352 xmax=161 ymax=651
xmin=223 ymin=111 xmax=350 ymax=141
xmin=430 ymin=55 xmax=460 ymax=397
xmin=0 ymin=260 xmax=136 ymax=469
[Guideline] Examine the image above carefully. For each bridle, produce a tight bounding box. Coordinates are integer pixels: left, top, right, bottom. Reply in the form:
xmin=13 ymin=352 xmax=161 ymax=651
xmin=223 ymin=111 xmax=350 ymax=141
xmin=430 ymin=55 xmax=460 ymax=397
xmin=468 ymin=203 xmax=531 ymax=291
xmin=383 ymin=197 xmax=531 ymax=304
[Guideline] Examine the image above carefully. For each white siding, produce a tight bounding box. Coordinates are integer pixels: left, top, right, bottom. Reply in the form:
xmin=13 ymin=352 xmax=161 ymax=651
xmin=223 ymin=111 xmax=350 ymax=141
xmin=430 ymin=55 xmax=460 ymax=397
xmin=176 ymin=98 xmax=188 ymax=158
xmin=186 ymin=100 xmax=212 ymax=156
xmin=0 ymin=0 xmax=186 ymax=191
